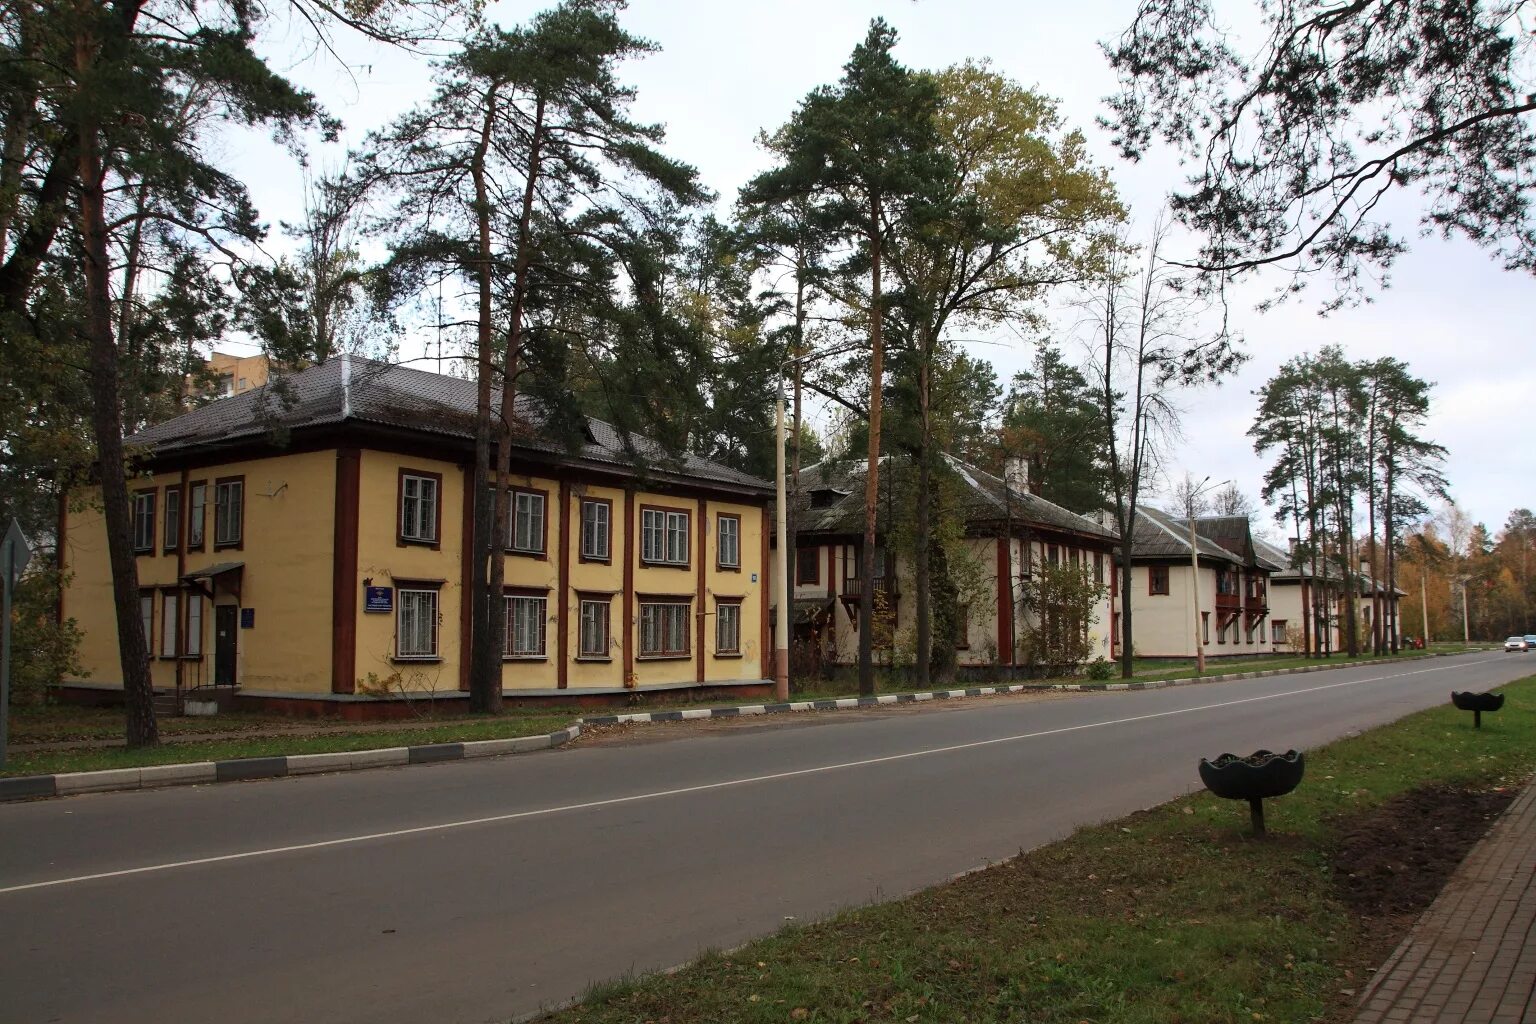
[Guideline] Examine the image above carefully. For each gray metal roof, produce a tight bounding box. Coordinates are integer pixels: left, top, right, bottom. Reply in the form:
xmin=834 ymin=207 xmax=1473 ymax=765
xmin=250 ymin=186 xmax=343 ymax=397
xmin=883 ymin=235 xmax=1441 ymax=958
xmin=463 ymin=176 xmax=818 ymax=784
xmin=128 ymin=355 xmax=771 ymax=494
xmin=788 ymin=453 xmax=1118 ymax=543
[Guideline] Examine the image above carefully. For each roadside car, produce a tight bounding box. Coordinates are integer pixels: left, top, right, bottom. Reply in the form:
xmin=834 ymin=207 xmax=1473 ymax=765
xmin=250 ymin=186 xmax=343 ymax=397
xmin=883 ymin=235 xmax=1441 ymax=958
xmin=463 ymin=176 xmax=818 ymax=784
xmin=1525 ymin=634 xmax=1536 ymax=651
xmin=1506 ymin=636 xmax=1528 ymax=652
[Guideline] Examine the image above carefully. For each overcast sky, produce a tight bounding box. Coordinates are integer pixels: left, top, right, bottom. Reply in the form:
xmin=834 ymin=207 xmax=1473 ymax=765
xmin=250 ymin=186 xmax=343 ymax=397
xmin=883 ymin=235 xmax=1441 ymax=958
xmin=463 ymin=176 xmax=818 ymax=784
xmin=236 ymin=0 xmax=1532 ymax=534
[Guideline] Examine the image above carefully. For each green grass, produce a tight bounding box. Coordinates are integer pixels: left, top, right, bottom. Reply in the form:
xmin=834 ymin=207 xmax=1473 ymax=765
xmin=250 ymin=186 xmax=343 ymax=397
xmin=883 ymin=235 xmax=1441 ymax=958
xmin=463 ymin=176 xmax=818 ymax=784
xmin=0 ymin=711 xmax=576 ymax=777
xmin=536 ymin=675 xmax=1536 ymax=1024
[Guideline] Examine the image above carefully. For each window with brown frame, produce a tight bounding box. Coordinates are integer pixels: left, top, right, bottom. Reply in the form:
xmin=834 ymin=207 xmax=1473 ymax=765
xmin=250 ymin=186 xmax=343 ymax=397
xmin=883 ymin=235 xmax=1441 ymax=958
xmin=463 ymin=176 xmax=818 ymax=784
xmin=1202 ymin=611 xmax=1211 ymax=644
xmin=716 ymin=513 xmax=740 ymax=570
xmin=580 ymin=499 xmax=611 ymax=562
xmin=185 ymin=592 xmax=204 ymax=657
xmin=187 ymin=481 xmax=206 ymax=549
xmin=139 ymin=590 xmax=155 ymax=657
xmin=503 ymin=593 xmax=547 ymax=659
xmin=159 ymin=589 xmax=179 ymax=659
xmin=639 ymin=600 xmax=690 ymax=657
xmin=395 ymin=583 xmax=441 ymax=661
xmin=1149 ymin=564 xmax=1170 ymax=596
xmin=1271 ymin=619 xmax=1288 ymax=644
xmin=132 ymin=489 xmax=156 ymax=553
xmin=508 ymin=487 xmax=548 ymax=556
xmin=398 ymin=469 xmax=441 ymax=547
xmin=578 ymin=597 xmax=612 ymax=659
xmin=795 ymin=546 xmax=819 ymax=585
xmin=715 ymin=598 xmax=742 ymax=656
xmin=640 ymin=506 xmax=689 ymax=566
xmin=1093 ymin=551 xmax=1104 ymax=586
xmin=163 ymin=486 xmax=181 ymax=552
xmin=214 ymin=477 xmax=243 ymax=549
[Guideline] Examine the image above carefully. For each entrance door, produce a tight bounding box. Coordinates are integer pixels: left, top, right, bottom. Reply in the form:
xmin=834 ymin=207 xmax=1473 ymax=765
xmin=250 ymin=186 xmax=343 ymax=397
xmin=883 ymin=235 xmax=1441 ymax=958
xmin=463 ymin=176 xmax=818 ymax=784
xmin=215 ymin=605 xmax=238 ymax=686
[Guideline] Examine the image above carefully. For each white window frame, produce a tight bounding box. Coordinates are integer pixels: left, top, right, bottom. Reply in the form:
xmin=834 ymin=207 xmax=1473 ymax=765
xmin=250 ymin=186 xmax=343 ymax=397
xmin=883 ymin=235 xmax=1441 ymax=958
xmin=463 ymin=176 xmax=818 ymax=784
xmin=578 ymin=599 xmax=610 ymax=658
xmin=163 ymin=487 xmax=181 ymax=551
xmin=132 ymin=491 xmax=155 ymax=552
xmin=396 ymin=588 xmax=439 ymax=660
xmin=639 ymin=601 xmax=690 ymax=657
xmin=717 ymin=514 xmax=739 ymax=569
xmin=641 ymin=509 xmax=689 ymax=566
xmin=188 ymin=482 xmax=206 ymax=547
xmin=185 ymin=592 xmax=203 ymax=657
xmin=400 ymin=473 xmax=439 ymax=544
xmin=160 ymin=591 xmax=179 ymax=658
xmin=214 ymin=480 xmax=243 ymax=547
xmin=715 ymin=601 xmax=741 ymax=655
xmin=504 ymin=594 xmax=547 ymax=659
xmin=580 ymin=500 xmax=610 ymax=561
xmin=140 ymin=592 xmax=154 ymax=652
xmin=510 ymin=490 xmax=546 ymax=554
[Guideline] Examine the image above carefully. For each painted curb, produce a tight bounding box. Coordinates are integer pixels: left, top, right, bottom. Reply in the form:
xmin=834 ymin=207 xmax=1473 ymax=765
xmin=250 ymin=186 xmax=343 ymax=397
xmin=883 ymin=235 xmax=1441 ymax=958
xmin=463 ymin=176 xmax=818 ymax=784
xmin=1 ymin=651 xmax=1479 ymax=804
xmin=0 ymin=724 xmax=583 ymax=803
xmin=578 ymin=651 xmax=1468 ymax=727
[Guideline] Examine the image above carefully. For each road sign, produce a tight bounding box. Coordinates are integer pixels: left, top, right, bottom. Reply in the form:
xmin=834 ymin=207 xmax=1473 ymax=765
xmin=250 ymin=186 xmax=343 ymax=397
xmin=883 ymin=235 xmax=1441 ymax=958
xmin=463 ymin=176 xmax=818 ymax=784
xmin=1 ymin=518 xmax=32 ymax=768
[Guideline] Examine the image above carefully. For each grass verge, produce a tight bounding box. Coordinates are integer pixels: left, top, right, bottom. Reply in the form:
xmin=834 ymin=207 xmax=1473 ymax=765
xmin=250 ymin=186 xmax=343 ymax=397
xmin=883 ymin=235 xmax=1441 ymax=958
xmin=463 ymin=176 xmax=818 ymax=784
xmin=0 ymin=712 xmax=575 ymax=777
xmin=536 ymin=674 xmax=1536 ymax=1024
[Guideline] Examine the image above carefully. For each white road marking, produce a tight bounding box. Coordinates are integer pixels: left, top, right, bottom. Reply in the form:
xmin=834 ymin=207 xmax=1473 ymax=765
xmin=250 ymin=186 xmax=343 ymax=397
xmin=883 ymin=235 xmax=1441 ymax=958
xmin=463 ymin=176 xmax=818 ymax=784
xmin=0 ymin=655 xmax=1500 ymax=896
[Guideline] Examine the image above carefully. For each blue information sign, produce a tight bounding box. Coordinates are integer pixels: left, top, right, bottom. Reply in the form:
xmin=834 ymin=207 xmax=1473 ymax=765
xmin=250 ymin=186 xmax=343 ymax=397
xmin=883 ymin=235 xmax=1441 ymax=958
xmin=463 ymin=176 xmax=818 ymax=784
xmin=364 ymin=586 xmax=394 ymax=613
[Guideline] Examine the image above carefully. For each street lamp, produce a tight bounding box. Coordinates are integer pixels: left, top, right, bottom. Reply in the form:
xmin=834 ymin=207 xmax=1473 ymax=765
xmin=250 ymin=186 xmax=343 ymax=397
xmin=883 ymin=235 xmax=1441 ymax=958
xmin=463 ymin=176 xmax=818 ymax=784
xmin=773 ymin=342 xmax=863 ymax=701
xmin=1184 ymin=476 xmax=1229 ymax=674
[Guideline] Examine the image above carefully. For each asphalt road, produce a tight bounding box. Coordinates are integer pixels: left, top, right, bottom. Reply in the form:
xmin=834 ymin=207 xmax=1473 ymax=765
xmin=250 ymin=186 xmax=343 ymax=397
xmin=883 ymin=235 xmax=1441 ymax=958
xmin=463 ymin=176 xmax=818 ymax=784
xmin=1 ymin=651 xmax=1527 ymax=1024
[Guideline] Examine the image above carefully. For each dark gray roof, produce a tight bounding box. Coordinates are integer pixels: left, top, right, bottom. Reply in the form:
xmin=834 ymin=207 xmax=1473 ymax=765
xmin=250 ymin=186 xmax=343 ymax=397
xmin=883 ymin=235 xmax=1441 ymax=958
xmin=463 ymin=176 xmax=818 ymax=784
xmin=128 ymin=355 xmax=770 ymax=494
xmin=1130 ymin=507 xmax=1249 ymax=564
xmin=789 ymin=453 xmax=1117 ymax=543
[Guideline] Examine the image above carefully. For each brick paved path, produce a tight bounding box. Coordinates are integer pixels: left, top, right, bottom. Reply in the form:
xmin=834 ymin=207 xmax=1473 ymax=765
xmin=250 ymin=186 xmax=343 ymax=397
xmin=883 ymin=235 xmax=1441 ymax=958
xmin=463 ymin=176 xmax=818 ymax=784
xmin=1354 ymin=779 xmax=1536 ymax=1023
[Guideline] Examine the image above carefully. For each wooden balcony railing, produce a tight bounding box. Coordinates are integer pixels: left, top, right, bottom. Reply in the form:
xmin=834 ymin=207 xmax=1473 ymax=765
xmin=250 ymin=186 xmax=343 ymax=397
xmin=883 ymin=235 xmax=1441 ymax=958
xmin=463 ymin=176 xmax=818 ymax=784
xmin=841 ymin=575 xmax=898 ymax=600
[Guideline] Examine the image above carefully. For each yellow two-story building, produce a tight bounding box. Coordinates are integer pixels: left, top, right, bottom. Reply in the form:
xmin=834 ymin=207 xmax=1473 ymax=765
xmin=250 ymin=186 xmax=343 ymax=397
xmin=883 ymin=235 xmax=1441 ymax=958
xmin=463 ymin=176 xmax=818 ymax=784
xmin=60 ymin=356 xmax=773 ymax=715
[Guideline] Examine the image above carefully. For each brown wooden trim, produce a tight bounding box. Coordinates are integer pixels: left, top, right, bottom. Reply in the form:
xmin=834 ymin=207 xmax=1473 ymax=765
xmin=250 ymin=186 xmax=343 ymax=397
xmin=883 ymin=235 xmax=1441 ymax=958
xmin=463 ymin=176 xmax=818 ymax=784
xmin=175 ymin=467 xmax=189 ymax=694
xmin=505 ymin=484 xmax=550 ymax=559
xmin=638 ymin=501 xmax=692 ymax=568
xmin=696 ymin=498 xmax=706 ymax=682
xmin=55 ymin=490 xmax=67 ymax=625
xmin=638 ymin=595 xmax=693 ymax=659
xmin=1148 ymin=564 xmax=1170 ymax=596
xmin=996 ymin=537 xmax=1013 ymax=666
xmin=396 ymin=466 xmax=444 ymax=550
xmin=394 ymin=577 xmax=448 ymax=589
xmin=575 ymin=592 xmax=614 ymax=660
xmin=576 ymin=496 xmax=613 ymax=564
xmin=825 ymin=543 xmax=834 ymax=591
xmin=622 ymin=489 xmax=635 ymax=686
xmin=138 ymin=587 xmax=156 ymax=661
xmin=130 ymin=426 xmax=773 ymax=503
xmin=156 ymin=585 xmax=182 ymax=660
xmin=186 ymin=478 xmax=207 ymax=551
xmin=331 ymin=449 xmax=360 ymax=694
xmin=212 ymin=475 xmax=245 ymax=551
xmin=760 ymin=513 xmax=770 ymax=673
xmin=715 ymin=511 xmax=741 ymax=572
xmin=459 ymin=466 xmax=474 ymax=691
xmin=635 ymin=592 xmax=696 ymax=601
xmin=132 ymin=485 xmax=157 ymax=555
xmin=557 ymin=480 xmax=571 ymax=688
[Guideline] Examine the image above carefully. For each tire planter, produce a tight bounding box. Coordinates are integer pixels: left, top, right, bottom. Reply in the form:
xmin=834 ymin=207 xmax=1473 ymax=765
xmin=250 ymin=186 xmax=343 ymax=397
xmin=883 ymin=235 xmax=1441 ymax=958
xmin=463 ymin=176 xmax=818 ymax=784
xmin=1451 ymin=690 xmax=1505 ymax=729
xmin=1198 ymin=749 xmax=1305 ymax=837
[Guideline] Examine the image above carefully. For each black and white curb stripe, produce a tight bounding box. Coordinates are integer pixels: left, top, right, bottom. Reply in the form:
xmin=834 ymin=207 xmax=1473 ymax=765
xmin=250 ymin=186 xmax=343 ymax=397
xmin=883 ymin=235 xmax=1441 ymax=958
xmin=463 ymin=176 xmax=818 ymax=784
xmin=0 ymin=725 xmax=582 ymax=802
xmin=579 ymin=651 xmax=1458 ymax=727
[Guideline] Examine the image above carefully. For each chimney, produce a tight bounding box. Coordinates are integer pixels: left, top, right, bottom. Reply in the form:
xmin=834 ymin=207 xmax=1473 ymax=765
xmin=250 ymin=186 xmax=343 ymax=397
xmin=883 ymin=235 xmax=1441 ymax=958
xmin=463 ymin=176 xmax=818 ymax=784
xmin=1004 ymin=456 xmax=1029 ymax=494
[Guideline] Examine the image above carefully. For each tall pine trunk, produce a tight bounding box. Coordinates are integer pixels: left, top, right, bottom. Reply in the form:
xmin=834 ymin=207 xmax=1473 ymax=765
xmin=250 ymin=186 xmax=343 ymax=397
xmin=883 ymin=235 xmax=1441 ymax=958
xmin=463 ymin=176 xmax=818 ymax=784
xmin=914 ymin=353 xmax=932 ymax=689
xmin=467 ymin=91 xmax=500 ymax=712
xmin=76 ymin=24 xmax=156 ymax=746
xmin=857 ymin=194 xmax=884 ymax=698
xmin=489 ymin=98 xmax=547 ymax=705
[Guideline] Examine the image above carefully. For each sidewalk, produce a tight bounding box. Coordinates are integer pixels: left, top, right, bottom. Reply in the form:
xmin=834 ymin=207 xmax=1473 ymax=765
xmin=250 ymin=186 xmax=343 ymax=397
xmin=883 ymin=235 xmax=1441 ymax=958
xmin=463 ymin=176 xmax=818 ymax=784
xmin=1353 ymin=778 xmax=1536 ymax=1023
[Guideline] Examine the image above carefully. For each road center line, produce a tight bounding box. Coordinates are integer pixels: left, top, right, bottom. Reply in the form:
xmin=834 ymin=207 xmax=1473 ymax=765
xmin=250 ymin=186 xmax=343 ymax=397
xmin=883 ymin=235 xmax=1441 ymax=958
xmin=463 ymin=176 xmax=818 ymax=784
xmin=0 ymin=656 xmax=1496 ymax=896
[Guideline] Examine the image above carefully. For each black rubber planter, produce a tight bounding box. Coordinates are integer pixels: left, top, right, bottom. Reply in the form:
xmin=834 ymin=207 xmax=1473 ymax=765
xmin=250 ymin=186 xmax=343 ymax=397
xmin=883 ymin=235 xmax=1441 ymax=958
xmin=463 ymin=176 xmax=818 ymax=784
xmin=1198 ymin=749 xmax=1305 ymax=837
xmin=1451 ymin=690 xmax=1505 ymax=729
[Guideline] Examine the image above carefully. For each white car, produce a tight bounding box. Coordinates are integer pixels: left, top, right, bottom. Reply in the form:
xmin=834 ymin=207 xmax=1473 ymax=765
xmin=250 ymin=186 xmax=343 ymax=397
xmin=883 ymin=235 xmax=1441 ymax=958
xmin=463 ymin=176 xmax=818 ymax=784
xmin=1505 ymin=636 xmax=1528 ymax=652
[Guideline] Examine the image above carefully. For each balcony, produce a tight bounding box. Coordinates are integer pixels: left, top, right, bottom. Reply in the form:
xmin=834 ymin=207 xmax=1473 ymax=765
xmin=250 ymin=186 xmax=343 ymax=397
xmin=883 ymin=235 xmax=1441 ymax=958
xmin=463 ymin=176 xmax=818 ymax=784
xmin=841 ymin=575 xmax=898 ymax=600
